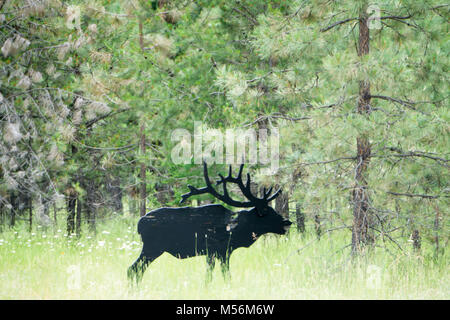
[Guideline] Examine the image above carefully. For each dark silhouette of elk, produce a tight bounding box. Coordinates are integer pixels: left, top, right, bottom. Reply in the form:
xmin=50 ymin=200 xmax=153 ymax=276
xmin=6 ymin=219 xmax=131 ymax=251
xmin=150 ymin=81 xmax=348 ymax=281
xmin=128 ymin=162 xmax=292 ymax=283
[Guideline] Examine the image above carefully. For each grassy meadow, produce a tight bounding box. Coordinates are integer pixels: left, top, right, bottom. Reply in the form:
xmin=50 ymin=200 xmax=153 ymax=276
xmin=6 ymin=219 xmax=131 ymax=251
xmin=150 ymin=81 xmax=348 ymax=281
xmin=0 ymin=217 xmax=448 ymax=300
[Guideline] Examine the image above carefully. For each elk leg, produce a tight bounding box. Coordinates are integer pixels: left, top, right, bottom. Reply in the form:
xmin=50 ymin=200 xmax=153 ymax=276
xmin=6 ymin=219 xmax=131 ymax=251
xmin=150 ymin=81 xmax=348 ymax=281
xmin=205 ymin=253 xmax=216 ymax=283
xmin=128 ymin=252 xmax=158 ymax=284
xmin=219 ymin=253 xmax=231 ymax=280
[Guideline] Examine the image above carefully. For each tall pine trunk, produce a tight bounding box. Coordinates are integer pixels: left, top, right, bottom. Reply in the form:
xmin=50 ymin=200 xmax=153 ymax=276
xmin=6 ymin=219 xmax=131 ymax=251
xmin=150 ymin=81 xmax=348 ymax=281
xmin=275 ymin=191 xmax=289 ymax=220
xmin=28 ymin=196 xmax=32 ymax=232
xmin=75 ymin=197 xmax=82 ymax=237
xmin=295 ymin=203 xmax=305 ymax=233
xmin=351 ymin=4 xmax=374 ymax=253
xmin=66 ymin=190 xmax=77 ymax=235
xmin=139 ymin=124 xmax=147 ymax=216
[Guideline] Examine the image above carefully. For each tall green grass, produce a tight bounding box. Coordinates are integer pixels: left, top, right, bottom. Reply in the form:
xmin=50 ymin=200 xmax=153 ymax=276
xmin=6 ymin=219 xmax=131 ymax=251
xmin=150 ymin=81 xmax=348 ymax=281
xmin=0 ymin=218 xmax=448 ymax=299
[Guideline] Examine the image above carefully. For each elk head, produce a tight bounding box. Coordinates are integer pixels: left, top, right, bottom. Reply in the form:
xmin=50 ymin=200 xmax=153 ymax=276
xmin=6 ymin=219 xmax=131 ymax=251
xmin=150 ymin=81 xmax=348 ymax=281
xmin=180 ymin=162 xmax=291 ymax=235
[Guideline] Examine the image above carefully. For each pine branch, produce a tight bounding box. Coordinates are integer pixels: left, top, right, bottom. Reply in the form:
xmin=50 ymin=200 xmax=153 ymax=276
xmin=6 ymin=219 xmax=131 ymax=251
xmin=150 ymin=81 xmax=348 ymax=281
xmin=386 ymin=192 xmax=448 ymax=199
xmin=320 ymin=17 xmax=359 ymax=32
xmin=297 ymin=157 xmax=356 ymax=166
xmin=84 ymin=107 xmax=130 ymax=128
xmin=232 ymin=7 xmax=259 ymax=26
xmin=379 ymin=14 xmax=413 ymax=20
xmin=370 ymin=94 xmax=416 ymax=106
xmin=242 ymin=113 xmax=311 ymax=127
xmin=382 ymin=147 xmax=449 ymax=164
xmin=370 ymin=94 xmax=432 ymax=115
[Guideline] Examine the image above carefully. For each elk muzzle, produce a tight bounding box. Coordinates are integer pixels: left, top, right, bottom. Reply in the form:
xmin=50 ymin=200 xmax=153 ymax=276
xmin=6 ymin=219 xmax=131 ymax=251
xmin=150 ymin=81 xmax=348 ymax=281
xmin=283 ymin=219 xmax=292 ymax=232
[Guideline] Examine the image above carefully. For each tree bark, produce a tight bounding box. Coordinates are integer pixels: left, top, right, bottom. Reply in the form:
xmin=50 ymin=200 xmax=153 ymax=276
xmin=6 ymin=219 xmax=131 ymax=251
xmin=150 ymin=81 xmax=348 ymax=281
xmin=0 ymin=201 xmax=3 ymax=231
xmin=128 ymin=186 xmax=138 ymax=215
xmin=275 ymin=190 xmax=289 ymax=220
xmin=53 ymin=203 xmax=57 ymax=225
xmin=86 ymin=181 xmax=97 ymax=234
xmin=351 ymin=3 xmax=374 ymax=253
xmin=10 ymin=193 xmax=16 ymax=227
xmin=28 ymin=196 xmax=32 ymax=232
xmin=314 ymin=211 xmax=321 ymax=239
xmin=433 ymin=206 xmax=440 ymax=256
xmin=139 ymin=124 xmax=147 ymax=216
xmin=412 ymin=229 xmax=421 ymax=251
xmin=295 ymin=202 xmax=305 ymax=233
xmin=106 ymin=173 xmax=123 ymax=214
xmin=155 ymin=183 xmax=174 ymax=206
xmin=66 ymin=191 xmax=77 ymax=235
xmin=75 ymin=197 xmax=82 ymax=237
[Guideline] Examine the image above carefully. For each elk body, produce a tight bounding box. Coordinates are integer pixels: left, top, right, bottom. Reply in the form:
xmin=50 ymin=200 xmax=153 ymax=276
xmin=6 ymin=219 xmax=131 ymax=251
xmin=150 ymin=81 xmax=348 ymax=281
xmin=128 ymin=162 xmax=292 ymax=283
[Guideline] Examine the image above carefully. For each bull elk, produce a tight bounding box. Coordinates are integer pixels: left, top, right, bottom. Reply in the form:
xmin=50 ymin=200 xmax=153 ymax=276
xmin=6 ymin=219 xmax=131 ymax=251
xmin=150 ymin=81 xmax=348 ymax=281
xmin=128 ymin=162 xmax=292 ymax=283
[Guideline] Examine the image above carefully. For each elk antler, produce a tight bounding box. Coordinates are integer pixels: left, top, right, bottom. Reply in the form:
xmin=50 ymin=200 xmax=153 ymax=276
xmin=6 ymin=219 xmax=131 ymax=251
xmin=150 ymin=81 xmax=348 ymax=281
xmin=180 ymin=162 xmax=281 ymax=209
xmin=215 ymin=163 xmax=282 ymax=208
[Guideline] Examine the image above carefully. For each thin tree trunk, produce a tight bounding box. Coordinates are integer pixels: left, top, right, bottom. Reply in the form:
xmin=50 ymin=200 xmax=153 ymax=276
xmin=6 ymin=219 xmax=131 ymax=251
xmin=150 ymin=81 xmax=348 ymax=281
xmin=53 ymin=203 xmax=57 ymax=226
xmin=75 ymin=197 xmax=82 ymax=237
xmin=314 ymin=212 xmax=321 ymax=239
xmin=275 ymin=190 xmax=289 ymax=220
xmin=433 ymin=205 xmax=440 ymax=256
xmin=155 ymin=183 xmax=174 ymax=206
xmin=106 ymin=174 xmax=123 ymax=214
xmin=412 ymin=229 xmax=421 ymax=251
xmin=66 ymin=193 xmax=76 ymax=235
xmin=351 ymin=3 xmax=374 ymax=253
xmin=10 ymin=192 xmax=17 ymax=227
xmin=295 ymin=202 xmax=305 ymax=233
xmin=139 ymin=124 xmax=147 ymax=216
xmin=112 ymin=176 xmax=123 ymax=214
xmin=129 ymin=187 xmax=138 ymax=215
xmin=0 ymin=202 xmax=3 ymax=231
xmin=28 ymin=196 xmax=32 ymax=232
xmin=85 ymin=182 xmax=96 ymax=234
